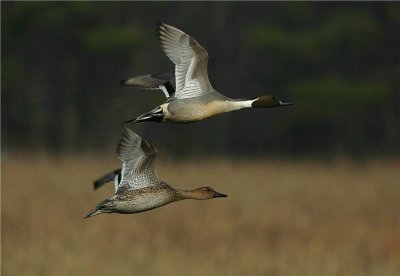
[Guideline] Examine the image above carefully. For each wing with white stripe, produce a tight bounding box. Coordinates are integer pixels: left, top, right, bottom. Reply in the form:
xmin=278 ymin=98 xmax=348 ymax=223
xmin=120 ymin=73 xmax=175 ymax=98
xmin=117 ymin=127 xmax=160 ymax=191
xmin=157 ymin=22 xmax=212 ymax=99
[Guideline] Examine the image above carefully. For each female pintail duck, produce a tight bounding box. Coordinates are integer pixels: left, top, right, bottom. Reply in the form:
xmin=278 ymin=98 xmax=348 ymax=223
xmin=122 ymin=22 xmax=292 ymax=124
xmin=85 ymin=127 xmax=227 ymax=218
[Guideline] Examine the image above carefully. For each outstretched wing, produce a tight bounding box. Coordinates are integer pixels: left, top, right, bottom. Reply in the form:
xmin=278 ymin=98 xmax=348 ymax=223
xmin=93 ymin=168 xmax=121 ymax=190
xmin=117 ymin=127 xmax=160 ymax=191
xmin=157 ymin=22 xmax=213 ymax=99
xmin=120 ymin=73 xmax=175 ymax=98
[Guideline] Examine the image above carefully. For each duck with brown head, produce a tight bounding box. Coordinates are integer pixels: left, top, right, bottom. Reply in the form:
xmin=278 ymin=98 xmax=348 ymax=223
xmin=85 ymin=127 xmax=227 ymax=218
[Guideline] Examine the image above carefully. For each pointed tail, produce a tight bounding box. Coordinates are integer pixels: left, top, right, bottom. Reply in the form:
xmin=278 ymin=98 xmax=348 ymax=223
xmin=84 ymin=199 xmax=115 ymax=219
xmin=83 ymin=209 xmax=103 ymax=219
xmin=123 ymin=106 xmax=164 ymax=125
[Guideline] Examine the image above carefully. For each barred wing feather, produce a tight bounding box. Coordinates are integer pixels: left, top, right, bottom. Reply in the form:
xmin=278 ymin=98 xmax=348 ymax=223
xmin=157 ymin=22 xmax=212 ymax=99
xmin=117 ymin=127 xmax=160 ymax=191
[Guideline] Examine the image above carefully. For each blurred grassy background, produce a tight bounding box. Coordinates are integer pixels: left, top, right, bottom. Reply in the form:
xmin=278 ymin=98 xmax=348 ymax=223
xmin=3 ymin=155 xmax=400 ymax=275
xmin=2 ymin=2 xmax=400 ymax=275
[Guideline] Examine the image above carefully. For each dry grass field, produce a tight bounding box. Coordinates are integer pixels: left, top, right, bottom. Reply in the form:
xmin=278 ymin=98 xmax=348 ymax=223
xmin=2 ymin=153 xmax=400 ymax=275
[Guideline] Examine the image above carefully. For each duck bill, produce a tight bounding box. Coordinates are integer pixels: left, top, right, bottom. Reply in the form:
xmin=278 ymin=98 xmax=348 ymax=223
xmin=213 ymin=192 xmax=227 ymax=198
xmin=279 ymin=100 xmax=293 ymax=106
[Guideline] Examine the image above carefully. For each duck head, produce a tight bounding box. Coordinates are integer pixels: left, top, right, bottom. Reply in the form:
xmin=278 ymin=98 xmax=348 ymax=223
xmin=190 ymin=187 xmax=227 ymax=200
xmin=251 ymin=95 xmax=293 ymax=108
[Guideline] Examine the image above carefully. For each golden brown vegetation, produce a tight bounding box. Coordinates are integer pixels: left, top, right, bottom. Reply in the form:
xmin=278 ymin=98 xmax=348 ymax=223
xmin=2 ymin=154 xmax=400 ymax=275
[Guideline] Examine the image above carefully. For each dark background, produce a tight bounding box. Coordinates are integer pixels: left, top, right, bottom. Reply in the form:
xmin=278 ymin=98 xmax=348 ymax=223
xmin=2 ymin=2 xmax=400 ymax=159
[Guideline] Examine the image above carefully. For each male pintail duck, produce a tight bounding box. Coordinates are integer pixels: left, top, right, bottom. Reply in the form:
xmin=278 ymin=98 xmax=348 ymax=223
xmin=85 ymin=127 xmax=227 ymax=218
xmin=121 ymin=22 xmax=293 ymax=124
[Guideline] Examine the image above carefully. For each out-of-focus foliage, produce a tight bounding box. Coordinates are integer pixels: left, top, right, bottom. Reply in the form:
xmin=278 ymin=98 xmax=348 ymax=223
xmin=2 ymin=2 xmax=400 ymax=158
xmin=245 ymin=3 xmax=400 ymax=157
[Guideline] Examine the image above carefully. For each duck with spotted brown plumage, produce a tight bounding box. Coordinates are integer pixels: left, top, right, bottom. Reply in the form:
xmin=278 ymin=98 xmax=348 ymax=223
xmin=85 ymin=127 xmax=226 ymax=219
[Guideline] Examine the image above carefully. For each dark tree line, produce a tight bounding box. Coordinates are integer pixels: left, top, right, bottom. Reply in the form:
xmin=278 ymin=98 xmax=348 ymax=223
xmin=2 ymin=2 xmax=400 ymax=158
